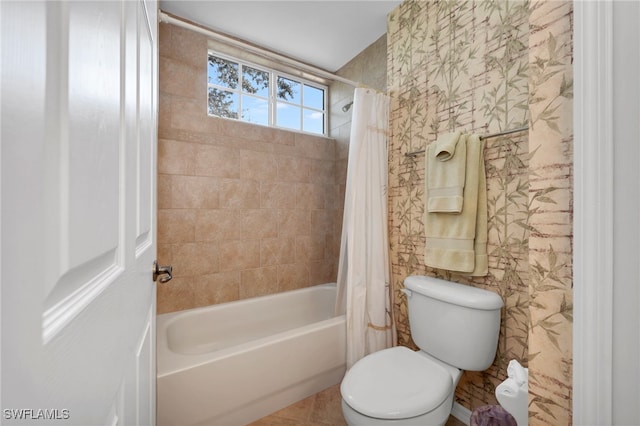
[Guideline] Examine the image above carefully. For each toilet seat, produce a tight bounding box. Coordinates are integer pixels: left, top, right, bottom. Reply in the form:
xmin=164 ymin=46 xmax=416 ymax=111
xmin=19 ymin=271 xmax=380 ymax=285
xmin=341 ymin=346 xmax=453 ymax=420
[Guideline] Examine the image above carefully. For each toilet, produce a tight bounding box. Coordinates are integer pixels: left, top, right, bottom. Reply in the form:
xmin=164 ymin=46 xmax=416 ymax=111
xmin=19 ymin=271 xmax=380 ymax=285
xmin=341 ymin=275 xmax=503 ymax=426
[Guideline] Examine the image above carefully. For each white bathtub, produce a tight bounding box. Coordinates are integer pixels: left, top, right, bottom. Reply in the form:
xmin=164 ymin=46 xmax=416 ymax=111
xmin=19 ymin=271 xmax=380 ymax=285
xmin=156 ymin=283 xmax=346 ymax=426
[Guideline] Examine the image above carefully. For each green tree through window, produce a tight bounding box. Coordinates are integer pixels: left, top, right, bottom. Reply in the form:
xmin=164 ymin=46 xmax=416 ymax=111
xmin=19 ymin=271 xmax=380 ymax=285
xmin=207 ymin=53 xmax=326 ymax=135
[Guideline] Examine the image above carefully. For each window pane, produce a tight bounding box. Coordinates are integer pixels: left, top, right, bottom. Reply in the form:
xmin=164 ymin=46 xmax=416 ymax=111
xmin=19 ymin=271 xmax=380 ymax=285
xmin=276 ymin=102 xmax=301 ymax=130
xmin=303 ymin=85 xmax=324 ymax=110
xmin=241 ymin=95 xmax=269 ymax=125
xmin=277 ymin=77 xmax=301 ymax=104
xmin=242 ymin=66 xmax=269 ymax=97
xmin=303 ymin=109 xmax=324 ymax=135
xmin=208 ymin=55 xmax=238 ymax=89
xmin=208 ymin=88 xmax=238 ymax=119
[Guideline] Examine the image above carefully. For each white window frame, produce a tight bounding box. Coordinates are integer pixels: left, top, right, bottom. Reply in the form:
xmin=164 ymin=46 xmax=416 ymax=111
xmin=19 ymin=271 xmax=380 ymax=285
xmin=207 ymin=50 xmax=328 ymax=136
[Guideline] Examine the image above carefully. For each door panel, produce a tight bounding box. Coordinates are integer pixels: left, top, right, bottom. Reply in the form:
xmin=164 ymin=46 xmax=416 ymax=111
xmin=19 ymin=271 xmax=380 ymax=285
xmin=1 ymin=0 xmax=158 ymax=424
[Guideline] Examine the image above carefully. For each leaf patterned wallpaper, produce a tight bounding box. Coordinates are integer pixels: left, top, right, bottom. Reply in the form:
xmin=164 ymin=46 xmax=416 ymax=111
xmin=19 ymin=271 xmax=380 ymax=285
xmin=386 ymin=1 xmax=573 ymax=424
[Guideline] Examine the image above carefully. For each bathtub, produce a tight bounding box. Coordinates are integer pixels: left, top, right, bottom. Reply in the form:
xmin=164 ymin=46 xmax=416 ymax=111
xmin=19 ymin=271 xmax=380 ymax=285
xmin=156 ymin=283 xmax=346 ymax=426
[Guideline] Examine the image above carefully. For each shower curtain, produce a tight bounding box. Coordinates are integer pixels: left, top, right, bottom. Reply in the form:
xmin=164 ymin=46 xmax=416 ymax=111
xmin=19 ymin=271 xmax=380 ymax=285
xmin=336 ymin=88 xmax=394 ymax=369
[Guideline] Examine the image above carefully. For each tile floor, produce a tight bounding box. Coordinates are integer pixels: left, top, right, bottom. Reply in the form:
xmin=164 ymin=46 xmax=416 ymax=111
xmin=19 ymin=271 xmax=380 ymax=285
xmin=248 ymin=384 xmax=467 ymax=426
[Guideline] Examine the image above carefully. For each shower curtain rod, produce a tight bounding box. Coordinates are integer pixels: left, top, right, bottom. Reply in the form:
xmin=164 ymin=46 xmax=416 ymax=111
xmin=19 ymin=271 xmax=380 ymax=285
xmin=404 ymin=126 xmax=529 ymax=157
xmin=158 ymin=11 xmax=360 ymax=88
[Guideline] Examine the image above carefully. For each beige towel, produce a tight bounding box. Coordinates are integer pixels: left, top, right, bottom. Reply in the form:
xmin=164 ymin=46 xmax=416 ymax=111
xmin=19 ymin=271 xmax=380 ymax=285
xmin=426 ymin=131 xmax=466 ymax=213
xmin=424 ymin=134 xmax=488 ymax=276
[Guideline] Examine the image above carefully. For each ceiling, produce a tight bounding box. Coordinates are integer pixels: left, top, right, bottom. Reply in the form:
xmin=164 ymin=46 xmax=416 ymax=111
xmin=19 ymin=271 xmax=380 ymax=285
xmin=158 ymin=1 xmax=402 ymax=72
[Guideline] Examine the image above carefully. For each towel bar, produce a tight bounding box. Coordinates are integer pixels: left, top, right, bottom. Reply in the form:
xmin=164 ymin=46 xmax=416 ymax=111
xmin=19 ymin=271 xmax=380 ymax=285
xmin=404 ymin=126 xmax=529 ymax=157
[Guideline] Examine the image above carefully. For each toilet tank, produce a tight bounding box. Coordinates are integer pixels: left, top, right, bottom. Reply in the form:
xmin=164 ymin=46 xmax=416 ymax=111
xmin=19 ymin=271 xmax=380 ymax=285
xmin=404 ymin=275 xmax=503 ymax=371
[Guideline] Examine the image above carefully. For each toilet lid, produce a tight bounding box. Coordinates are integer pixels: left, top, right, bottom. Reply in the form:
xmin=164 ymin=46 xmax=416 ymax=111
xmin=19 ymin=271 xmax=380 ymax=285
xmin=341 ymin=346 xmax=453 ymax=420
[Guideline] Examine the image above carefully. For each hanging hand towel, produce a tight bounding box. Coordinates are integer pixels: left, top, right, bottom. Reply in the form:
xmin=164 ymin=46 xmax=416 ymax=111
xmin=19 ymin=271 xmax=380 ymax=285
xmin=426 ymin=131 xmax=466 ymax=213
xmin=471 ymin=136 xmax=488 ymax=276
xmin=424 ymin=134 xmax=488 ymax=276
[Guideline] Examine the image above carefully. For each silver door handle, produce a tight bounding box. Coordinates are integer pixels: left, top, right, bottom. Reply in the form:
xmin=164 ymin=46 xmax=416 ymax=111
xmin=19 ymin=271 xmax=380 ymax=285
xmin=153 ymin=261 xmax=173 ymax=284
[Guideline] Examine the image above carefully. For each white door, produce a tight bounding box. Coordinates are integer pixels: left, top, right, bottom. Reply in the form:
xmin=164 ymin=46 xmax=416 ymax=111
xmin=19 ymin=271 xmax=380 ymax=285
xmin=1 ymin=0 xmax=159 ymax=424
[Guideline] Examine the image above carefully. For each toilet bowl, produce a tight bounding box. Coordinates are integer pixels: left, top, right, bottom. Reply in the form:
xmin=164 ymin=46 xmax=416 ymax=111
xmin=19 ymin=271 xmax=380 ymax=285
xmin=341 ymin=347 xmax=461 ymax=426
xmin=340 ymin=276 xmax=503 ymax=426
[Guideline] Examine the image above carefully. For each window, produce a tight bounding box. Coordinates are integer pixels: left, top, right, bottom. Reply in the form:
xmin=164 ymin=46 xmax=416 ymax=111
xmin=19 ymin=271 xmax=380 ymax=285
xmin=207 ymin=52 xmax=327 ymax=136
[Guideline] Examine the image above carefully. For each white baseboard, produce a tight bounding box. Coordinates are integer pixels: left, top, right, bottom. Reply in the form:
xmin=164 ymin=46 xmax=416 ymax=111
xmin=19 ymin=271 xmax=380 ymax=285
xmin=451 ymin=402 xmax=472 ymax=425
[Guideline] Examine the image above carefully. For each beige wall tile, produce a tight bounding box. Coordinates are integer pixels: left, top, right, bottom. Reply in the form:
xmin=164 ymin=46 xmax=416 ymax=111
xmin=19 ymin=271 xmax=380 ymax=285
xmin=219 ymin=240 xmax=261 ymax=271
xmin=170 ymin=175 xmax=220 ymax=209
xmin=277 ymin=209 xmax=311 ymax=237
xmin=170 ymin=97 xmax=219 ymax=134
xmin=309 ymin=260 xmax=337 ymax=286
xmin=296 ymin=183 xmax=326 ymax=210
xmin=157 ymin=23 xmax=340 ymax=315
xmin=158 ymin=209 xmax=196 ymax=244
xmin=172 ymin=242 xmax=220 ymax=277
xmin=164 ymin=25 xmax=207 ymax=69
xmin=277 ymin=263 xmax=310 ymax=292
xmin=158 ymin=139 xmax=197 ymax=175
xmin=277 ymin=156 xmax=310 ymax=183
xmin=156 ymin=276 xmax=195 ymax=314
xmin=240 ymin=267 xmax=278 ymax=298
xmin=294 ymin=133 xmax=335 ymax=160
xmin=159 ymin=56 xmax=204 ymax=100
xmin=260 ymin=238 xmax=296 ymax=266
xmin=242 ymin=209 xmax=278 ymax=239
xmin=157 ymin=243 xmax=173 ymax=265
xmin=311 ymin=210 xmax=334 ymax=236
xmin=220 ymin=178 xmax=260 ymax=209
xmin=240 ymin=149 xmax=278 ymax=181
xmin=295 ymin=236 xmax=326 ymax=262
xmin=159 ymin=92 xmax=172 ymax=131
xmin=324 ymin=184 xmax=340 ymax=210
xmin=157 ymin=174 xmax=172 ymax=209
xmin=195 ymin=209 xmax=242 ymax=242
xmin=195 ymin=144 xmax=241 ymax=179
xmin=260 ymin=182 xmax=296 ymax=209
xmin=310 ymin=159 xmax=336 ymax=184
xmin=192 ymin=271 xmax=240 ymax=307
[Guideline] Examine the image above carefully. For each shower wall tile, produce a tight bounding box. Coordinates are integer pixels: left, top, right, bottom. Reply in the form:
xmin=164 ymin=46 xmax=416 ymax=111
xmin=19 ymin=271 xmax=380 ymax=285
xmin=157 ymin=174 xmax=172 ymax=209
xmin=172 ymin=242 xmax=220 ymax=277
xmin=157 ymin=23 xmax=339 ymax=314
xmin=170 ymin=97 xmax=218 ymax=134
xmin=296 ymin=184 xmax=326 ymax=210
xmin=309 ymin=260 xmax=337 ymax=286
xmin=219 ymin=240 xmax=261 ymax=272
xmin=219 ymin=179 xmax=260 ymax=210
xmin=159 ymin=57 xmax=204 ymax=100
xmin=195 ymin=210 xmax=241 ymax=242
xmin=295 ymin=236 xmax=326 ymax=262
xmin=260 ymin=238 xmax=296 ymax=266
xmin=160 ymin=24 xmax=207 ymax=69
xmin=195 ymin=144 xmax=241 ymax=178
xmin=260 ymin=183 xmax=296 ymax=210
xmin=240 ymin=267 xmax=278 ymax=298
xmin=158 ymin=209 xmax=196 ymax=244
xmin=239 ymin=150 xmax=278 ymax=181
xmin=276 ymin=156 xmax=311 ymax=183
xmin=157 ymin=276 xmax=195 ymax=313
xmin=158 ymin=139 xmax=197 ymax=175
xmin=169 ymin=175 xmax=220 ymax=209
xmin=241 ymin=209 xmax=278 ymax=239
xmin=277 ymin=210 xmax=312 ymax=237
xmin=193 ymin=272 xmax=240 ymax=307
xmin=277 ymin=263 xmax=310 ymax=292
